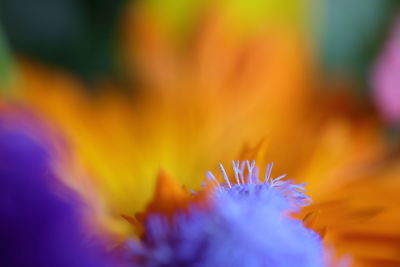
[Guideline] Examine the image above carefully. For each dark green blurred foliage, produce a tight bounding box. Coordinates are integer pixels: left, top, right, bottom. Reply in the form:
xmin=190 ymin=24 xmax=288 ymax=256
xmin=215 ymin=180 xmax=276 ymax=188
xmin=0 ymin=26 xmax=14 ymax=88
xmin=316 ymin=0 xmax=400 ymax=86
xmin=0 ymin=0 xmax=127 ymax=83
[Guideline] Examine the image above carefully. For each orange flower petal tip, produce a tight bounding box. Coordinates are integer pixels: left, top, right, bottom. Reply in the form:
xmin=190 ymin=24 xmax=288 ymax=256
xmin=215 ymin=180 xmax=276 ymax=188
xmin=145 ymin=170 xmax=191 ymax=216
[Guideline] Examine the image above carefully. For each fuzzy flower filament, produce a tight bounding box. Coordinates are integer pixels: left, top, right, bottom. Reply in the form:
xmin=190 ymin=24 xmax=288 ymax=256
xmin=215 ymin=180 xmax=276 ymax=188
xmin=128 ymin=161 xmax=324 ymax=267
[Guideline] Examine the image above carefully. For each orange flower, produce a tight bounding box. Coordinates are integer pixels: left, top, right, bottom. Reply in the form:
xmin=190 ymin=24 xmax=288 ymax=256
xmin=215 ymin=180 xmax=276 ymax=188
xmin=9 ymin=3 xmax=313 ymax=233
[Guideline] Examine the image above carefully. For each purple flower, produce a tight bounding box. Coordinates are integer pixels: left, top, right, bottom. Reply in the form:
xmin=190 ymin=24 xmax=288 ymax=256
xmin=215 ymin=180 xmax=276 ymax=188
xmin=0 ymin=114 xmax=112 ymax=267
xmin=129 ymin=161 xmax=324 ymax=267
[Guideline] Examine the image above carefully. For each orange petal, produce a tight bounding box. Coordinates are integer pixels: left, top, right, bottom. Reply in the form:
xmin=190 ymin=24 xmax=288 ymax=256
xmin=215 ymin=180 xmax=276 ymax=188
xmin=145 ymin=170 xmax=191 ymax=216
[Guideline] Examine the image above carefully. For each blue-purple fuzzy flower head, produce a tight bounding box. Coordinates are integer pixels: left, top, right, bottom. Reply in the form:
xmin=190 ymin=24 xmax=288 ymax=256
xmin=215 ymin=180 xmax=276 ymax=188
xmin=128 ymin=161 xmax=324 ymax=267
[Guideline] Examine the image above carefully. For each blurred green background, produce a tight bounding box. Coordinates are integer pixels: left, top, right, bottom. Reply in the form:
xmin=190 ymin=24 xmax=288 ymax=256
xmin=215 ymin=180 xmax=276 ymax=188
xmin=0 ymin=0 xmax=126 ymax=83
xmin=0 ymin=0 xmax=399 ymax=88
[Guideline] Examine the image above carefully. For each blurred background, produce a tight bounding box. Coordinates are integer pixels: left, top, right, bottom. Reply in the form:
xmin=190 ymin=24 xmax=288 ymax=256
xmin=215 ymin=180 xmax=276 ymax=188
xmin=0 ymin=0 xmax=125 ymax=84
xmin=0 ymin=0 xmax=399 ymax=91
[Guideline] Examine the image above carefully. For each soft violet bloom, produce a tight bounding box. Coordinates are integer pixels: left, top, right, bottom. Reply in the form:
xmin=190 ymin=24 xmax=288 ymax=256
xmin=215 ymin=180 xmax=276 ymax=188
xmin=128 ymin=161 xmax=324 ymax=267
xmin=372 ymin=17 xmax=400 ymax=124
xmin=0 ymin=114 xmax=113 ymax=267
